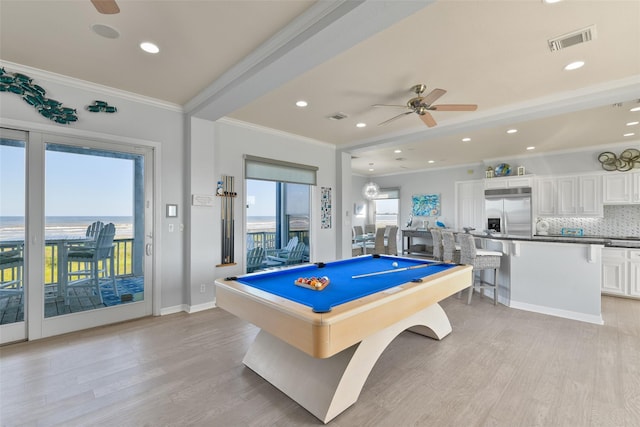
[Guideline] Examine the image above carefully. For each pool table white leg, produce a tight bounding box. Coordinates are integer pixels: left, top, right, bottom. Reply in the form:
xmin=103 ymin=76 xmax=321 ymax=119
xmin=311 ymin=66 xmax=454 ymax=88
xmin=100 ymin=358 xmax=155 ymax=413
xmin=242 ymin=302 xmax=452 ymax=424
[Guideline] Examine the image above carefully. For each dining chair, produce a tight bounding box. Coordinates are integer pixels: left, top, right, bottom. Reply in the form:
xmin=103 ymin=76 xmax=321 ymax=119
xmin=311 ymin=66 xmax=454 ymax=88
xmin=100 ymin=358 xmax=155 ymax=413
xmin=430 ymin=229 xmax=443 ymax=261
xmin=441 ymin=231 xmax=460 ymax=263
xmin=373 ymin=228 xmax=387 ymax=254
xmin=0 ymin=245 xmax=24 ymax=302
xmin=65 ymin=223 xmax=117 ymax=305
xmin=386 ymin=226 xmax=398 ymax=255
xmin=458 ymin=233 xmax=502 ymax=305
xmin=364 ymin=224 xmax=375 ymax=234
xmin=353 ymin=225 xmax=364 ymax=236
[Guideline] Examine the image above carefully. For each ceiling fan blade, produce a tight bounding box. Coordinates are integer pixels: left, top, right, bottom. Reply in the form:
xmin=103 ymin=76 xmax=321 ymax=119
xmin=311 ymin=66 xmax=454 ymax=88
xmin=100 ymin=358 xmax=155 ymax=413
xmin=432 ymin=104 xmax=478 ymax=111
xmin=372 ymin=104 xmax=409 ymax=108
xmin=91 ymin=0 xmax=120 ymax=14
xmin=421 ymin=88 xmax=446 ymax=106
xmin=420 ymin=112 xmax=437 ymax=128
xmin=378 ymin=111 xmax=413 ymax=126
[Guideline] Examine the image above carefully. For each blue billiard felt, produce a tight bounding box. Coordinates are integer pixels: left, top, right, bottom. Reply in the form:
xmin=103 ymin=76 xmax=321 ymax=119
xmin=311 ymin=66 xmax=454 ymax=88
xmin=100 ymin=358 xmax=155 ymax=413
xmin=237 ymin=255 xmax=455 ymax=313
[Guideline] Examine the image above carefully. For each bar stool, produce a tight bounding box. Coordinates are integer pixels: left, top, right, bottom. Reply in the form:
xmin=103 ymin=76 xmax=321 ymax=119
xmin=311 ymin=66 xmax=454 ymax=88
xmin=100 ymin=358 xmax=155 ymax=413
xmin=430 ymin=229 xmax=443 ymax=261
xmin=458 ymin=233 xmax=502 ymax=305
xmin=441 ymin=231 xmax=460 ymax=263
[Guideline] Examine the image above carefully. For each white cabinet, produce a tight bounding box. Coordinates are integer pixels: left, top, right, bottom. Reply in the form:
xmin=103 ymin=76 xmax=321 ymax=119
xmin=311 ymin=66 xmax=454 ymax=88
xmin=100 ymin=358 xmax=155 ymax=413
xmin=536 ymin=174 xmax=602 ymax=217
xmin=556 ymin=176 xmax=577 ymax=215
xmin=601 ymin=248 xmax=640 ymax=298
xmin=536 ymin=177 xmax=556 ymax=216
xmin=455 ymin=180 xmax=485 ymax=231
xmin=629 ymin=250 xmax=640 ymax=297
xmin=603 ymin=172 xmax=640 ymax=204
xmin=578 ymin=175 xmax=603 ymax=216
xmin=484 ymin=176 xmax=533 ymax=189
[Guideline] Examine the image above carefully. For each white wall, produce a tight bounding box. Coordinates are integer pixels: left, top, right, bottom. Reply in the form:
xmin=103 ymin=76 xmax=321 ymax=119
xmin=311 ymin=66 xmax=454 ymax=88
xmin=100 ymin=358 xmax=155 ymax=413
xmin=371 ymin=165 xmax=484 ymax=230
xmin=187 ymin=118 xmax=337 ymax=305
xmin=0 ymin=62 xmax=186 ymax=311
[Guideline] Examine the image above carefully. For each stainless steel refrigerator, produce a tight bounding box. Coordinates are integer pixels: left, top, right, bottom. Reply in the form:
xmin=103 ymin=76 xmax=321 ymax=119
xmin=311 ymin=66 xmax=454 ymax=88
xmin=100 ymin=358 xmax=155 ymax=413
xmin=485 ymin=187 xmax=532 ymax=237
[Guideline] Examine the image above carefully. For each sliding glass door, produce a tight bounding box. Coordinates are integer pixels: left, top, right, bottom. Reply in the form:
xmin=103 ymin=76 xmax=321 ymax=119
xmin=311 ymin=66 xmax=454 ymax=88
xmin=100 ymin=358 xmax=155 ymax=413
xmin=0 ymin=128 xmax=155 ymax=343
xmin=0 ymin=129 xmax=27 ymax=343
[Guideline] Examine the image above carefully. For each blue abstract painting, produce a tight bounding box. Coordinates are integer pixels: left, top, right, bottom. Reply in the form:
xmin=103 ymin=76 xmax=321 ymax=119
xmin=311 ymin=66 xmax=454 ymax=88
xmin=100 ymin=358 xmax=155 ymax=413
xmin=412 ymin=194 xmax=440 ymax=217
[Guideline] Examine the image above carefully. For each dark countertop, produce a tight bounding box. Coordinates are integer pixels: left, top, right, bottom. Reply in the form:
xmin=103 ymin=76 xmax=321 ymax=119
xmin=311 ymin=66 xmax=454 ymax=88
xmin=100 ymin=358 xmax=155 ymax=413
xmin=469 ymin=232 xmax=640 ymax=249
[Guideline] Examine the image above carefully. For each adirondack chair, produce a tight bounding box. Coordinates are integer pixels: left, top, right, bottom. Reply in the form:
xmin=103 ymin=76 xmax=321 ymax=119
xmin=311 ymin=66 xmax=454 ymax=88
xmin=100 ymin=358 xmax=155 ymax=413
xmin=246 ymin=247 xmax=265 ymax=273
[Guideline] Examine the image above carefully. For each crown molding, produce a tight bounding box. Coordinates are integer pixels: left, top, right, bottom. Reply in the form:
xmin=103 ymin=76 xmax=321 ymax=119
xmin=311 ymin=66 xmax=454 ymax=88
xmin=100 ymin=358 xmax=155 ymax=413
xmin=1 ymin=60 xmax=183 ymax=113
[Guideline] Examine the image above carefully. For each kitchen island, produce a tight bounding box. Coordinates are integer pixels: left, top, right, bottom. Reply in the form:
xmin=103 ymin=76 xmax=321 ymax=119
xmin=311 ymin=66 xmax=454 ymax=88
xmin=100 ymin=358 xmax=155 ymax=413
xmin=477 ymin=234 xmax=604 ymax=324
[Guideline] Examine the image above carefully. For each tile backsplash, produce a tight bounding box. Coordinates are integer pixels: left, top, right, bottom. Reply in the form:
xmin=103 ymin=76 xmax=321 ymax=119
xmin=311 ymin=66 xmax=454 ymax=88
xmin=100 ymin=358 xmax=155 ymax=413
xmin=541 ymin=205 xmax=640 ymax=237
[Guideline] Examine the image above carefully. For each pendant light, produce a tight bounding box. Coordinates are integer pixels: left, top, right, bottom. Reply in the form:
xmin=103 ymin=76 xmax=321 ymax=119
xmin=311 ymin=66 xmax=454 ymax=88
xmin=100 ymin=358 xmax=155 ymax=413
xmin=362 ymin=182 xmax=380 ymax=200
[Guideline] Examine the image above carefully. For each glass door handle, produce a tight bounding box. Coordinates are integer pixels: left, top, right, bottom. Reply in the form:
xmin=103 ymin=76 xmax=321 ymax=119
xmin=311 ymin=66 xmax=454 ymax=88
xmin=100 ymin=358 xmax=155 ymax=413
xmin=145 ymin=243 xmax=152 ymax=256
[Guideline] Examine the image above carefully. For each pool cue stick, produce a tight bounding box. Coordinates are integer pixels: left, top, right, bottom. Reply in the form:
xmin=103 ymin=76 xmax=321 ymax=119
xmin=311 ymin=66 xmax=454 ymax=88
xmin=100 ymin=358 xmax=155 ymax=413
xmin=351 ymin=261 xmax=446 ymax=279
xmin=229 ymin=175 xmax=234 ymax=262
xmin=224 ymin=176 xmax=231 ymax=264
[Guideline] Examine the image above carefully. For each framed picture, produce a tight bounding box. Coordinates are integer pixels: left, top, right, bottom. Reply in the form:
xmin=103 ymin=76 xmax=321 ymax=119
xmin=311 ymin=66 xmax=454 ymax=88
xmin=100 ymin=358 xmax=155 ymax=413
xmin=411 ymin=194 xmax=440 ymax=217
xmin=354 ymin=202 xmax=366 ymax=218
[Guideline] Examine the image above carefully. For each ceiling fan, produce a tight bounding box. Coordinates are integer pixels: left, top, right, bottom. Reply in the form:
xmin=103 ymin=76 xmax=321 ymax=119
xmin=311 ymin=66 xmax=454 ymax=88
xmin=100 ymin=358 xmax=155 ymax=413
xmin=373 ymin=84 xmax=477 ymax=128
xmin=91 ymin=0 xmax=120 ymax=14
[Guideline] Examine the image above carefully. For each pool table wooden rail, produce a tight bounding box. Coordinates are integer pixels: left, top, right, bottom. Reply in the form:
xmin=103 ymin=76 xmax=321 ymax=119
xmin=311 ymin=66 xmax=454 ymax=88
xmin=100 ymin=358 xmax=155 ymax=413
xmin=215 ymin=264 xmax=472 ymax=359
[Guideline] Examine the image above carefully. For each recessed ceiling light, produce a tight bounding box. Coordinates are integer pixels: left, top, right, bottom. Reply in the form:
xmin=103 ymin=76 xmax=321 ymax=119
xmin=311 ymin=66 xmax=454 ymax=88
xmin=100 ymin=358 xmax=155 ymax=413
xmin=140 ymin=42 xmax=159 ymax=54
xmin=543 ymin=0 xmax=563 ymax=4
xmin=626 ymin=121 xmax=639 ymax=126
xmin=564 ymin=61 xmax=585 ymax=71
xmin=295 ymin=100 xmax=308 ymax=107
xmin=394 ymin=149 xmax=402 ymax=153
xmin=462 ymin=137 xmax=471 ymax=142
xmin=526 ymin=146 xmax=536 ymax=150
xmin=506 ymin=129 xmax=518 ymax=134
xmin=624 ymin=132 xmax=635 ymax=137
xmin=368 ymin=168 xmax=374 ymax=172
xmin=356 ymin=122 xmax=366 ymax=128
xmin=91 ymin=24 xmax=120 ymax=39
xmin=428 ymin=160 xmax=435 ymax=164
xmin=630 ymin=106 xmax=640 ymax=112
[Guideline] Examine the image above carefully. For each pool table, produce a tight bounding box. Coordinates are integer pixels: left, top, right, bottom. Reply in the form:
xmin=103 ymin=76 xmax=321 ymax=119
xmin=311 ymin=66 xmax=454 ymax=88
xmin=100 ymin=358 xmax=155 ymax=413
xmin=214 ymin=255 xmax=472 ymax=423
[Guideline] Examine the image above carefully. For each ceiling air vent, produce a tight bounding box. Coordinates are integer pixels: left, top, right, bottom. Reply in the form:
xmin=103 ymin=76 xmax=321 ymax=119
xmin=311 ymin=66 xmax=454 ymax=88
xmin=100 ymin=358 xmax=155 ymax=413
xmin=328 ymin=112 xmax=348 ymax=120
xmin=548 ymin=25 xmax=596 ymax=52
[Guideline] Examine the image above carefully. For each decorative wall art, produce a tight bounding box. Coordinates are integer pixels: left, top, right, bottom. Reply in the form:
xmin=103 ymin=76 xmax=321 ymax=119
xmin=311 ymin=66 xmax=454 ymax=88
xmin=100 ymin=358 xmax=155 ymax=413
xmin=321 ymin=187 xmax=332 ymax=229
xmin=412 ymin=194 xmax=441 ymax=217
xmin=86 ymin=100 xmax=118 ymax=113
xmin=0 ymin=67 xmax=78 ymax=124
xmin=598 ymin=149 xmax=640 ymax=171
xmin=354 ymin=202 xmax=366 ymax=218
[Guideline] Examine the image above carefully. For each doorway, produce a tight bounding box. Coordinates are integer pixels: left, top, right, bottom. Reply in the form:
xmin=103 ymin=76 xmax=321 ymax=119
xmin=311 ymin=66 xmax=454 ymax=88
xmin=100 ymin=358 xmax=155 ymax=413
xmin=0 ymin=128 xmax=155 ymax=343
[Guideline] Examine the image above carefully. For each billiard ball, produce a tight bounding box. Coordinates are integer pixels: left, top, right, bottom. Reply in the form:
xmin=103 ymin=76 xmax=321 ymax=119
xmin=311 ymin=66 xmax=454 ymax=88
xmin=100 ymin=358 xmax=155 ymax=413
xmin=392 ymin=261 xmax=399 ymax=268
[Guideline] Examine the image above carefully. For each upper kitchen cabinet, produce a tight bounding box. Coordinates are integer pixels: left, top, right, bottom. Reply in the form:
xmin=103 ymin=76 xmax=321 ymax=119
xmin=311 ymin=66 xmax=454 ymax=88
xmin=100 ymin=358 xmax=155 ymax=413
xmin=536 ymin=173 xmax=602 ymax=217
xmin=484 ymin=175 xmax=534 ymax=190
xmin=602 ymin=172 xmax=640 ymax=204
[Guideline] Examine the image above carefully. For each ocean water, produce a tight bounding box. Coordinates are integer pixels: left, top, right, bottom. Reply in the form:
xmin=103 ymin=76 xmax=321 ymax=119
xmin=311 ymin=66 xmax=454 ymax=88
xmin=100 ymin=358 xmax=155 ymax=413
xmin=0 ymin=216 xmax=134 ymax=241
xmin=0 ymin=215 xmax=310 ymax=241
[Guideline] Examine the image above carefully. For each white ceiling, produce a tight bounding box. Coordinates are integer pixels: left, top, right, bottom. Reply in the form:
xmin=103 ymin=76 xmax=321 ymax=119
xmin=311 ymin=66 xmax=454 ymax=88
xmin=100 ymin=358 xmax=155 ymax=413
xmin=1 ymin=0 xmax=639 ymax=175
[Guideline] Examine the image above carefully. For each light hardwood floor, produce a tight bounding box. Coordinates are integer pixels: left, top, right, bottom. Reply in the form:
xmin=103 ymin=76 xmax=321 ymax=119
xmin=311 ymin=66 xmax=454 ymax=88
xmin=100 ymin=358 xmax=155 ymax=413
xmin=1 ymin=295 xmax=639 ymax=426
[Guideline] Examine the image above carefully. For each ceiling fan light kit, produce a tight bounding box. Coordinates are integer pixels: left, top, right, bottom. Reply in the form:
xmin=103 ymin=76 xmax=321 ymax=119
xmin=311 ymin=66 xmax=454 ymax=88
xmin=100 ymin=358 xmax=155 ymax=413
xmin=374 ymin=83 xmax=477 ymax=128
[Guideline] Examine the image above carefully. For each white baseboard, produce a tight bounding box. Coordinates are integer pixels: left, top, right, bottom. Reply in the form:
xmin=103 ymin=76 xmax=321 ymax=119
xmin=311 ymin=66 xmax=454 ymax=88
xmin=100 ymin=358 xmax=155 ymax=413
xmin=188 ymin=301 xmax=217 ymax=313
xmin=159 ymin=300 xmax=217 ymax=316
xmin=160 ymin=304 xmax=188 ymax=315
xmin=509 ymin=300 xmax=604 ymax=325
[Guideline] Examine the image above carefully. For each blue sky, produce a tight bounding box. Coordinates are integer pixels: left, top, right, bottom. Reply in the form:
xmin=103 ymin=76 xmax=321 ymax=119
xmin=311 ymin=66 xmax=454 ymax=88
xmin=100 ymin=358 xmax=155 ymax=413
xmin=246 ymin=179 xmax=276 ymax=216
xmin=1 ymin=144 xmax=134 ymax=217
